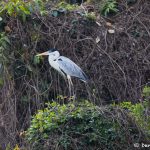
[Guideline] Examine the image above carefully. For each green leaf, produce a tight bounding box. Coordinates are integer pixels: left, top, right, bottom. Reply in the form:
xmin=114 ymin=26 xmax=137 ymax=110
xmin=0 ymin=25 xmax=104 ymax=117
xmin=34 ymin=56 xmax=40 ymax=65
xmin=7 ymin=4 xmax=14 ymax=16
xmin=19 ymin=5 xmax=30 ymax=14
xmin=3 ymin=36 xmax=10 ymax=44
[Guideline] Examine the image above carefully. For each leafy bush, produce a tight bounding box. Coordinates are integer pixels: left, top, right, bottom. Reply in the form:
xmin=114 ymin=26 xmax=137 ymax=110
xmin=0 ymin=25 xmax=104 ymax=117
xmin=57 ymin=2 xmax=79 ymax=11
xmin=0 ymin=32 xmax=10 ymax=86
xmin=26 ymin=101 xmax=142 ymax=150
xmin=142 ymin=86 xmax=150 ymax=98
xmin=0 ymin=0 xmax=31 ymax=20
xmin=117 ymin=101 xmax=150 ymax=135
xmin=0 ymin=32 xmax=10 ymax=50
xmin=86 ymin=12 xmax=96 ymax=21
xmin=100 ymin=0 xmax=118 ymax=16
xmin=0 ymin=0 xmax=46 ymax=21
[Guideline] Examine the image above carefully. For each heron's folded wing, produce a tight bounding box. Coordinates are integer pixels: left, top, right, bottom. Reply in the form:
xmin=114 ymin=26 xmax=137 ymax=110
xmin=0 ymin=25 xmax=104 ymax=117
xmin=58 ymin=56 xmax=88 ymax=82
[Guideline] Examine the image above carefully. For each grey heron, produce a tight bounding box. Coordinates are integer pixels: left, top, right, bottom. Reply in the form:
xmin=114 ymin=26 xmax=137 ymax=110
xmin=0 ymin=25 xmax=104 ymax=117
xmin=36 ymin=48 xmax=88 ymax=97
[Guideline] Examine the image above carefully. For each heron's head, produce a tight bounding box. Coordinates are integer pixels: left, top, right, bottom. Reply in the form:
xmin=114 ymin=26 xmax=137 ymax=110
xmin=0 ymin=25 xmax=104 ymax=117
xmin=36 ymin=48 xmax=60 ymax=59
xmin=49 ymin=48 xmax=57 ymax=53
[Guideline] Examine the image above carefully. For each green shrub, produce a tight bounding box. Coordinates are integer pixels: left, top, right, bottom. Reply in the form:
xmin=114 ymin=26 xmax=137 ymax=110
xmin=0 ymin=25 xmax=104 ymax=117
xmin=0 ymin=32 xmax=10 ymax=65
xmin=0 ymin=32 xmax=10 ymax=86
xmin=26 ymin=101 xmax=141 ymax=150
xmin=0 ymin=0 xmax=31 ymax=19
xmin=116 ymin=100 xmax=150 ymax=136
xmin=100 ymin=0 xmax=118 ymax=16
xmin=142 ymin=86 xmax=150 ymax=98
xmin=57 ymin=2 xmax=79 ymax=11
xmin=86 ymin=12 xmax=96 ymax=21
xmin=0 ymin=0 xmax=46 ymax=21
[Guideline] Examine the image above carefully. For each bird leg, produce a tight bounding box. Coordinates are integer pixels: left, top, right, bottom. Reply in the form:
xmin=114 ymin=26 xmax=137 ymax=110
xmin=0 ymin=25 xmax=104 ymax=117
xmin=67 ymin=75 xmax=75 ymax=100
xmin=68 ymin=77 xmax=71 ymax=97
xmin=70 ymin=77 xmax=75 ymax=100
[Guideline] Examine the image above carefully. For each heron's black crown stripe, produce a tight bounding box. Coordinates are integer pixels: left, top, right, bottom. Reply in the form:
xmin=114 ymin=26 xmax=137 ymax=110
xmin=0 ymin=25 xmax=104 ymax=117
xmin=49 ymin=48 xmax=57 ymax=52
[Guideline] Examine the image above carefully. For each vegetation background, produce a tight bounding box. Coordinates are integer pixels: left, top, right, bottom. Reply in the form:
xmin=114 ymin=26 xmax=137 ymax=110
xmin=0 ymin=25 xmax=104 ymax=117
xmin=0 ymin=0 xmax=149 ymax=149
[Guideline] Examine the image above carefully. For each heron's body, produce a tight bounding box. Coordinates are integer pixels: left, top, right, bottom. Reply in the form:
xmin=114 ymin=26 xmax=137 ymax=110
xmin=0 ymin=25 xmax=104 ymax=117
xmin=36 ymin=49 xmax=88 ymax=97
xmin=47 ymin=50 xmax=88 ymax=82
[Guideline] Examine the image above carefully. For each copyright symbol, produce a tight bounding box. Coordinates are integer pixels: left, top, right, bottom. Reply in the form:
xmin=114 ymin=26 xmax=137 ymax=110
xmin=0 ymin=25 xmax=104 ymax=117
xmin=134 ymin=143 xmax=140 ymax=148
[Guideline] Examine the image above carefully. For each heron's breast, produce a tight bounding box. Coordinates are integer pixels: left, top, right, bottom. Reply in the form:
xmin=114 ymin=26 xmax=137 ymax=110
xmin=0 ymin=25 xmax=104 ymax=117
xmin=49 ymin=59 xmax=66 ymax=77
xmin=49 ymin=59 xmax=60 ymax=71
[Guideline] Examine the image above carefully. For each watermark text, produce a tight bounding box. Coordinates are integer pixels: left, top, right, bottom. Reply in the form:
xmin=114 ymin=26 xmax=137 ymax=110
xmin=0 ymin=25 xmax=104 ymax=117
xmin=134 ymin=143 xmax=150 ymax=148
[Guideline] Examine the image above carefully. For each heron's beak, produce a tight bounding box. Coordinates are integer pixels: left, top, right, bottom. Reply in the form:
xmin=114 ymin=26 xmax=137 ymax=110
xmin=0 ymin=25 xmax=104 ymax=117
xmin=36 ymin=51 xmax=49 ymax=56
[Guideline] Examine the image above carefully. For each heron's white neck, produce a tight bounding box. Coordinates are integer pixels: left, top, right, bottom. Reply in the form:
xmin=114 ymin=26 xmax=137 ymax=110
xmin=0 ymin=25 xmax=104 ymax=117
xmin=48 ymin=51 xmax=60 ymax=60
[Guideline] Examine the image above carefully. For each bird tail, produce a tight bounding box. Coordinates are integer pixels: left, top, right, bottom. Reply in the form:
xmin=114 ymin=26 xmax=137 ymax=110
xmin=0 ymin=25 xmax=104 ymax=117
xmin=80 ymin=72 xmax=89 ymax=83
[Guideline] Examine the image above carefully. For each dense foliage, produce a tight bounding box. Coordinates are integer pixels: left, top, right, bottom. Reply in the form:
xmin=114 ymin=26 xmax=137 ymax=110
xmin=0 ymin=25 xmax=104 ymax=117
xmin=26 ymin=100 xmax=149 ymax=150
xmin=117 ymin=100 xmax=150 ymax=135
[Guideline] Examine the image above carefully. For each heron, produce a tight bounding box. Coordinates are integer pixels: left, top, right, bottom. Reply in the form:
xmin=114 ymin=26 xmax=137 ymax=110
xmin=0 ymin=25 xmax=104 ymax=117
xmin=36 ymin=48 xmax=88 ymax=97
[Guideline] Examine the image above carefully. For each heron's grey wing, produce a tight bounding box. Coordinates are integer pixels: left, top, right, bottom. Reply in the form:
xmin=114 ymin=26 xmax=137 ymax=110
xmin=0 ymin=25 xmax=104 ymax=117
xmin=57 ymin=56 xmax=88 ymax=82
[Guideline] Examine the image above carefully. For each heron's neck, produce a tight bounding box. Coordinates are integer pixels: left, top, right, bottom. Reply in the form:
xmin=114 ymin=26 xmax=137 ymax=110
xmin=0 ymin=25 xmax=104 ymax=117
xmin=48 ymin=51 xmax=60 ymax=60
